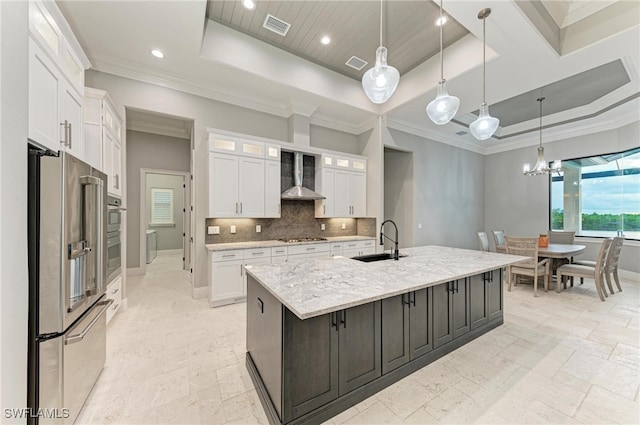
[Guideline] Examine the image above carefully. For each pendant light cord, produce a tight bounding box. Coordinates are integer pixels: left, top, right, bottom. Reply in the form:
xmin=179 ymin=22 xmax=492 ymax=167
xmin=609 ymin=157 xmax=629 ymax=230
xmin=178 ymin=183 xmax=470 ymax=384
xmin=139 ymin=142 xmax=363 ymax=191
xmin=439 ymin=0 xmax=444 ymax=80
xmin=482 ymin=15 xmax=486 ymax=103
xmin=538 ymin=97 xmax=545 ymax=148
xmin=379 ymin=0 xmax=383 ymax=47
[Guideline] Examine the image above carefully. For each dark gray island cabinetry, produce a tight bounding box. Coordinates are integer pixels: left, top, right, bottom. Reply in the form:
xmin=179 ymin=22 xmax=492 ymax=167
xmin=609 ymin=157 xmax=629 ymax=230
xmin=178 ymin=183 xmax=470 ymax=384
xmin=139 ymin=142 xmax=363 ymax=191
xmin=245 ymin=246 xmax=524 ymax=425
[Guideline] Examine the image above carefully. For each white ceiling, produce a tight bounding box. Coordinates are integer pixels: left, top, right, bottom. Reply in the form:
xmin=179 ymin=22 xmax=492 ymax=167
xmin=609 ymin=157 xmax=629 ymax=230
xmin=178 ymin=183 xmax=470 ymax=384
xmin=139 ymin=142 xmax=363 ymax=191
xmin=57 ymin=0 xmax=640 ymax=154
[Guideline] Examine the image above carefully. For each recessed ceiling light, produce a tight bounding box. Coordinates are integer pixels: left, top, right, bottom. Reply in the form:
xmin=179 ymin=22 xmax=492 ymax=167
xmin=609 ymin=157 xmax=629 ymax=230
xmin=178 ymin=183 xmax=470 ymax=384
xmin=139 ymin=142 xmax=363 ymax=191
xmin=243 ymin=0 xmax=255 ymax=10
xmin=321 ymin=35 xmax=331 ymax=45
xmin=436 ymin=16 xmax=447 ymax=26
xmin=150 ymin=49 xmax=164 ymax=59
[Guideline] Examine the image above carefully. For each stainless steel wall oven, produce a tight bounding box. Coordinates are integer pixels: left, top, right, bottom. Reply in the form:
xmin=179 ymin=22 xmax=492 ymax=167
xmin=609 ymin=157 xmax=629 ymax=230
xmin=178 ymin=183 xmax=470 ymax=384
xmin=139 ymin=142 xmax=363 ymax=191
xmin=106 ymin=195 xmax=122 ymax=284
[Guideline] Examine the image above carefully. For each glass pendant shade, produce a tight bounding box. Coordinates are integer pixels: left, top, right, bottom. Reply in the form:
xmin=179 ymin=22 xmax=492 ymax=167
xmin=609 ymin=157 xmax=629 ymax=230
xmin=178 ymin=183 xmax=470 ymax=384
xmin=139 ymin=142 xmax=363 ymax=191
xmin=362 ymin=46 xmax=400 ymax=104
xmin=469 ymin=102 xmax=499 ymax=140
xmin=426 ymin=80 xmax=460 ymax=125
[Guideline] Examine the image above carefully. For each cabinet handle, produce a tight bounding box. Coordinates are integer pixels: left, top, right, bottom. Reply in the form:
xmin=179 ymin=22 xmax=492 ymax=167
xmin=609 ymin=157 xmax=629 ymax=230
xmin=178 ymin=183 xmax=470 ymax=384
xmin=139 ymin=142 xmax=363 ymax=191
xmin=235 ymin=203 xmax=238 ymax=214
xmin=222 ymin=254 xmax=236 ymax=258
xmin=252 ymin=251 xmax=264 ymax=255
xmin=402 ymin=293 xmax=410 ymax=306
xmin=67 ymin=122 xmax=72 ymax=149
xmin=455 ymin=281 xmax=459 ymax=293
xmin=112 ymin=303 xmax=119 ymax=311
xmin=240 ymin=202 xmax=243 ymax=213
xmin=60 ymin=120 xmax=70 ymax=146
xmin=306 ymin=247 xmax=316 ymax=251
xmin=114 ymin=174 xmax=119 ymax=189
xmin=323 ymin=205 xmax=326 ymax=215
xmin=112 ymin=288 xmax=119 ymax=295
xmin=331 ymin=312 xmax=339 ymax=331
xmin=340 ymin=310 xmax=347 ymax=328
xmin=410 ymin=292 xmax=416 ymax=307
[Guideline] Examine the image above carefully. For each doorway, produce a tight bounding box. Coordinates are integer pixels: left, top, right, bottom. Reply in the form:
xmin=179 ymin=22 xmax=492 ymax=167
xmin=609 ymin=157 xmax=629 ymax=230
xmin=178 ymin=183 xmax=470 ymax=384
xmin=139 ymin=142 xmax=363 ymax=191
xmin=140 ymin=169 xmax=190 ymax=274
xmin=384 ymin=148 xmax=414 ymax=249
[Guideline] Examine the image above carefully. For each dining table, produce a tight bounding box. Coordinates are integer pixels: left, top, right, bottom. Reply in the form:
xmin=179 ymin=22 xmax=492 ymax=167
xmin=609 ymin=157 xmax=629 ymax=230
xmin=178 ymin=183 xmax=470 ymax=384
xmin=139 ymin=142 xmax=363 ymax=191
xmin=498 ymin=243 xmax=586 ymax=292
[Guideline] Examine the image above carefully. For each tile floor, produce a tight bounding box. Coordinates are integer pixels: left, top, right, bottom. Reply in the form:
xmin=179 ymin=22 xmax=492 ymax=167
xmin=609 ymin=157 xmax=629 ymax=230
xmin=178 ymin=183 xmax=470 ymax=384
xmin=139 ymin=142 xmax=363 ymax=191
xmin=76 ymin=252 xmax=640 ymax=424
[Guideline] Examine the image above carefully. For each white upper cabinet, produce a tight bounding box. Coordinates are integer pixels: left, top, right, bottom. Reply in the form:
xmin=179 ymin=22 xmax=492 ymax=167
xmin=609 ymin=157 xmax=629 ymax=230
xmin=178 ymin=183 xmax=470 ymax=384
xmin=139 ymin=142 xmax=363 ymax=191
xmin=207 ymin=133 xmax=282 ymax=218
xmin=84 ymin=88 xmax=124 ymax=196
xmin=28 ymin=1 xmax=90 ymax=156
xmin=315 ymin=154 xmax=367 ymax=218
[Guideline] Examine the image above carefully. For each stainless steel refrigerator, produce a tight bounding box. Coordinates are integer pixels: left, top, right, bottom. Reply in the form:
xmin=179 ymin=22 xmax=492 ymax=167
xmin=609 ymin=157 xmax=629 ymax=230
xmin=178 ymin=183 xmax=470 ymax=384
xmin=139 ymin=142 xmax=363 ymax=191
xmin=28 ymin=147 xmax=112 ymax=424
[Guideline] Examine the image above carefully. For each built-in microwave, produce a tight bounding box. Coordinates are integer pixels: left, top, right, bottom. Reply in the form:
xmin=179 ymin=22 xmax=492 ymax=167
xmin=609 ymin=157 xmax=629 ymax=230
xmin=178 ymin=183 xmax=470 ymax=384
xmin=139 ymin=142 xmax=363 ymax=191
xmin=106 ymin=195 xmax=123 ymax=283
xmin=107 ymin=195 xmax=122 ymax=233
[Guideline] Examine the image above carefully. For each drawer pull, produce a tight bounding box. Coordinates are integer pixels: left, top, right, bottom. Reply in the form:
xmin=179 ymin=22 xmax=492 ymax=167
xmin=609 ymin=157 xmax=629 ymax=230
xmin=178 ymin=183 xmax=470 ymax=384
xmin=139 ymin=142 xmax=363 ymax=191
xmin=252 ymin=251 xmax=264 ymax=255
xmin=112 ymin=288 xmax=119 ymax=295
xmin=306 ymin=247 xmax=316 ymax=251
xmin=112 ymin=303 xmax=119 ymax=311
xmin=222 ymin=254 xmax=236 ymax=258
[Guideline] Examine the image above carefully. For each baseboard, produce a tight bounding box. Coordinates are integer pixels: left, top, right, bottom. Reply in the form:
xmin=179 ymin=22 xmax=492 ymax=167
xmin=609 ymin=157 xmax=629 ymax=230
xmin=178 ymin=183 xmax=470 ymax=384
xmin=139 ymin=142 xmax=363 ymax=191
xmin=619 ymin=269 xmax=640 ymax=283
xmin=127 ymin=267 xmax=143 ymax=277
xmin=192 ymin=286 xmax=208 ymax=300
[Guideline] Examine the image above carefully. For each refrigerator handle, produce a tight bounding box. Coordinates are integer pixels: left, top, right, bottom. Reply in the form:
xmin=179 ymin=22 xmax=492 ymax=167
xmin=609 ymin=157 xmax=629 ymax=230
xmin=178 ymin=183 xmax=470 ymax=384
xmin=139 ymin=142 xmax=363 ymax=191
xmin=80 ymin=175 xmax=104 ymax=296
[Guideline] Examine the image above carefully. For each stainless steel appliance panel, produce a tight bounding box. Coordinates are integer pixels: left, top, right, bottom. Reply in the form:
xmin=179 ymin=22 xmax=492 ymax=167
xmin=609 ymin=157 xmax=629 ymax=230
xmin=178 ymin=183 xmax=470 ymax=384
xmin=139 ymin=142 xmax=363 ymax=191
xmin=106 ymin=231 xmax=121 ymax=284
xmin=41 ymin=153 xmax=106 ymax=331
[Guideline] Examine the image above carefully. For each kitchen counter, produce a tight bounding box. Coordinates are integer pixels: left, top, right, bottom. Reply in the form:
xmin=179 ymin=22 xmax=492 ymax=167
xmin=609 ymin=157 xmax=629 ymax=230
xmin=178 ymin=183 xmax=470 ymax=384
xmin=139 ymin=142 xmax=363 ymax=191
xmin=245 ymin=245 xmax=528 ymax=425
xmin=245 ymin=245 xmax=526 ymax=319
xmin=205 ymin=235 xmax=375 ymax=252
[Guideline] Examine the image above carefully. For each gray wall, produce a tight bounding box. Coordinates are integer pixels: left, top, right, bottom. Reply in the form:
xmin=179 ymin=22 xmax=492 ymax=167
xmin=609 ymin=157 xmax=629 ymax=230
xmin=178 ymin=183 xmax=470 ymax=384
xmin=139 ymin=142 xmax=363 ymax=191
xmin=310 ymin=124 xmax=361 ymax=155
xmin=384 ymin=148 xmax=414 ymax=249
xmin=126 ymin=130 xmax=190 ymax=268
xmin=385 ymin=128 xmax=486 ymax=250
xmin=485 ymin=121 xmax=640 ymax=273
xmin=146 ymin=173 xmax=185 ymax=251
xmin=1 ymin=1 xmax=29 ymax=417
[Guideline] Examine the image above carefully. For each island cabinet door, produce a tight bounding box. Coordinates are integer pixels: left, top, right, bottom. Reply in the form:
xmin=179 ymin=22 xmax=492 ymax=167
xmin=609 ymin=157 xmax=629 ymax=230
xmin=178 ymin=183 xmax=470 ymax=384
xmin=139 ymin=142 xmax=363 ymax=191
xmin=487 ymin=269 xmax=503 ymax=321
xmin=282 ymin=309 xmax=339 ymax=422
xmin=338 ymin=301 xmax=382 ymax=396
xmin=452 ymin=279 xmax=470 ymax=339
xmin=432 ymin=282 xmax=454 ymax=348
xmin=409 ymin=288 xmax=433 ymax=359
xmin=381 ymin=294 xmax=410 ymax=374
xmin=469 ymin=273 xmax=489 ymax=330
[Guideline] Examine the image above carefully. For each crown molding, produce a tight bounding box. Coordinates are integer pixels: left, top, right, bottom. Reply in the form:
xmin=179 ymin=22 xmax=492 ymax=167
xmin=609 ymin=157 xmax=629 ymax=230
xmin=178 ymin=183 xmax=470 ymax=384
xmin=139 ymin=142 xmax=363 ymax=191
xmin=385 ymin=118 xmax=488 ymax=155
xmin=90 ymin=53 xmax=292 ymax=118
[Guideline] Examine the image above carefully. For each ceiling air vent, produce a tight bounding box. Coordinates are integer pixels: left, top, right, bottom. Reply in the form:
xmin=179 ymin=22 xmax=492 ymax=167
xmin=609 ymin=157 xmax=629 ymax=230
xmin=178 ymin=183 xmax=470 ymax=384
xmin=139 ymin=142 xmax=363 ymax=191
xmin=456 ymin=130 xmax=468 ymax=136
xmin=345 ymin=56 xmax=368 ymax=71
xmin=263 ymin=14 xmax=291 ymax=36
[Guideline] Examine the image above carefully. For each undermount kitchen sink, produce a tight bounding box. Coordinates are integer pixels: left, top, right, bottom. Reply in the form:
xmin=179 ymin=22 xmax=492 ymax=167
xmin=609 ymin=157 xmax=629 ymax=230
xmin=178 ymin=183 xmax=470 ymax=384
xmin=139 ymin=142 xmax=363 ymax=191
xmin=352 ymin=253 xmax=407 ymax=262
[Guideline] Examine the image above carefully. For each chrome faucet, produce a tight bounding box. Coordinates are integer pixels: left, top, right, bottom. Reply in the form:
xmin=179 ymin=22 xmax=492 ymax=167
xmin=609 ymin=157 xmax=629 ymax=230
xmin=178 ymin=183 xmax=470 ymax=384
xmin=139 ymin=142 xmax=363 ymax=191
xmin=380 ymin=219 xmax=400 ymax=260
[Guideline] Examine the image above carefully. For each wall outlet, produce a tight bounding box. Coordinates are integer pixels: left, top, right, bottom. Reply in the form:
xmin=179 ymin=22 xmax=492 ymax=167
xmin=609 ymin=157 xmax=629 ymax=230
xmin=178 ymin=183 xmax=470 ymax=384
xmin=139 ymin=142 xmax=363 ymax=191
xmin=320 ymin=223 xmax=325 ymax=231
xmin=208 ymin=226 xmax=220 ymax=235
xmin=230 ymin=225 xmax=236 ymax=234
xmin=418 ymin=223 xmax=422 ymax=229
xmin=256 ymin=225 xmax=261 ymax=233
xmin=341 ymin=223 xmax=346 ymax=230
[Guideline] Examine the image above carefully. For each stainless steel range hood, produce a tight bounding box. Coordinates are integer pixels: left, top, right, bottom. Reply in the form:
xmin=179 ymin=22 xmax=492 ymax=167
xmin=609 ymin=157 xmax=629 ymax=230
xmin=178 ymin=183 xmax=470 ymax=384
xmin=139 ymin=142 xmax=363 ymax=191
xmin=281 ymin=152 xmax=325 ymax=200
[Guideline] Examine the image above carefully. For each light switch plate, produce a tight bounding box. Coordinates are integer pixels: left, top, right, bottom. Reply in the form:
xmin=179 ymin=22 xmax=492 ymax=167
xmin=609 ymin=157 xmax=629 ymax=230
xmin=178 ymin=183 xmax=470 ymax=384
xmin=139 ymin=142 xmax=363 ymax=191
xmin=341 ymin=223 xmax=346 ymax=230
xmin=256 ymin=225 xmax=261 ymax=233
xmin=320 ymin=224 xmax=325 ymax=231
xmin=230 ymin=225 xmax=236 ymax=234
xmin=208 ymin=226 xmax=220 ymax=235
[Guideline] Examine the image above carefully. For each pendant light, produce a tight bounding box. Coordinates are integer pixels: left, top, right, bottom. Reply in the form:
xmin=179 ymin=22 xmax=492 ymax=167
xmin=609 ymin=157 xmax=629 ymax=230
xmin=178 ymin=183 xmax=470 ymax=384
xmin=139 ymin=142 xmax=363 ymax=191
xmin=469 ymin=8 xmax=499 ymax=140
xmin=426 ymin=0 xmax=459 ymax=125
xmin=523 ymin=97 xmax=562 ymax=175
xmin=362 ymin=0 xmax=399 ymax=104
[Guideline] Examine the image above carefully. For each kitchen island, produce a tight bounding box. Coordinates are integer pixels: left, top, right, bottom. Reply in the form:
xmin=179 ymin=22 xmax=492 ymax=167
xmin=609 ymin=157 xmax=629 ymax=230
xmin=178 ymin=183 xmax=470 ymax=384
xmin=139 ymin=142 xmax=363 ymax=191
xmin=245 ymin=245 xmax=526 ymax=425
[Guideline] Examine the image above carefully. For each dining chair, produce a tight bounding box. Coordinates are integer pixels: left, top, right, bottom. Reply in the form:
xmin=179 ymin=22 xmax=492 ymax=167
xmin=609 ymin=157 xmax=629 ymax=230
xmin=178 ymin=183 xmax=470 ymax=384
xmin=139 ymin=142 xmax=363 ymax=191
xmin=505 ymin=236 xmax=550 ymax=297
xmin=556 ymin=238 xmax=612 ymax=302
xmin=477 ymin=232 xmax=490 ymax=252
xmin=547 ymin=230 xmax=576 ymax=244
xmin=573 ymin=237 xmax=624 ymax=294
xmin=492 ymin=230 xmax=506 ymax=253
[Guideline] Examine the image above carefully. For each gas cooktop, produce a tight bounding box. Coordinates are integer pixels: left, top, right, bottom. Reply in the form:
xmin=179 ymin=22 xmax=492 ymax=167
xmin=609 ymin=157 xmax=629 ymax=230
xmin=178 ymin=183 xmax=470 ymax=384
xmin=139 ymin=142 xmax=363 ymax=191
xmin=278 ymin=237 xmax=328 ymax=243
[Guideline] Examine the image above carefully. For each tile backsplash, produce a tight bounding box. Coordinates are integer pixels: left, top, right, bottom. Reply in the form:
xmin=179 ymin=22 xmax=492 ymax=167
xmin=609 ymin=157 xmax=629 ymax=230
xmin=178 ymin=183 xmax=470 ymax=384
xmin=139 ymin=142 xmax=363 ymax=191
xmin=206 ymin=200 xmax=376 ymax=244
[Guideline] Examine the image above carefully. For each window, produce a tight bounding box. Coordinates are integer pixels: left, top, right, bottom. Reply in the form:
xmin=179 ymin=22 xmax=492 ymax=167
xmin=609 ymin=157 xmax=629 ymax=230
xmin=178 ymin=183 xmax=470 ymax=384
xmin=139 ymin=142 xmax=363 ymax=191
xmin=151 ymin=188 xmax=174 ymax=225
xmin=550 ymin=147 xmax=640 ymax=240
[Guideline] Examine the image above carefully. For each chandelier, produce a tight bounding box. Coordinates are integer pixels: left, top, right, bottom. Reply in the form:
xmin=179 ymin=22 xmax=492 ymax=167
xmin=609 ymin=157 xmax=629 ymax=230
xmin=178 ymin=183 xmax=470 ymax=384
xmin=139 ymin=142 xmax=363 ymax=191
xmin=523 ymin=97 xmax=562 ymax=176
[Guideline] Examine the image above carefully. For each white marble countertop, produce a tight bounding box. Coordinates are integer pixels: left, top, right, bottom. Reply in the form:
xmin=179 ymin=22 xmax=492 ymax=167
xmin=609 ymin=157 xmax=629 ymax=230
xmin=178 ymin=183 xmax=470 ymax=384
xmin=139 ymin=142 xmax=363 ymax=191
xmin=245 ymin=245 xmax=528 ymax=320
xmin=205 ymin=235 xmax=375 ymax=252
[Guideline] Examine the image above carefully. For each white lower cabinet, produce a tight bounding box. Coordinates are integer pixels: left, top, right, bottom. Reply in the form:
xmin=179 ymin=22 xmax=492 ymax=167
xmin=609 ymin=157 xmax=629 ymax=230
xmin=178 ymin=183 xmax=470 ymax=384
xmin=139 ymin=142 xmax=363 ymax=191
xmin=106 ymin=276 xmax=122 ymax=324
xmin=209 ymin=249 xmax=245 ymax=308
xmin=342 ymin=239 xmax=376 ymax=257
